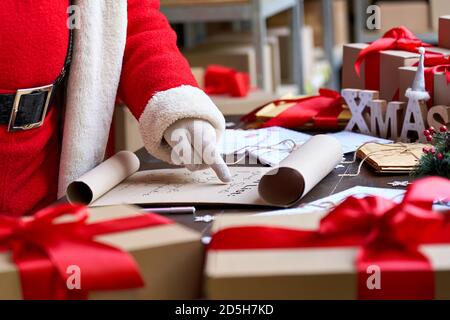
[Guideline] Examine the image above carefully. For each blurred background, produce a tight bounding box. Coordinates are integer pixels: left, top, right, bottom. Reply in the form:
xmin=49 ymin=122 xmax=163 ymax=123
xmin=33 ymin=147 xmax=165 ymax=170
xmin=112 ymin=0 xmax=450 ymax=153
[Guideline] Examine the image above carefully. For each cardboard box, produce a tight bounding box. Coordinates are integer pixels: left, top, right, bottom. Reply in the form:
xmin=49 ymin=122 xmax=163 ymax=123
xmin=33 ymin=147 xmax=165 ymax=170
xmin=268 ymin=0 xmax=349 ymax=48
xmin=184 ymin=41 xmax=274 ymax=92
xmin=191 ymin=67 xmax=206 ymax=89
xmin=205 ymin=213 xmax=450 ymax=300
xmin=268 ymin=26 xmax=315 ymax=86
xmin=431 ymin=1 xmax=450 ymax=31
xmin=0 ymin=205 xmax=204 ymax=300
xmin=113 ymin=104 xmax=144 ymax=152
xmin=380 ymin=50 xmax=420 ymax=100
xmin=377 ymin=1 xmax=430 ymax=34
xmin=439 ymin=16 xmax=450 ymax=49
xmin=399 ymin=66 xmax=450 ymax=106
xmin=203 ymin=32 xmax=283 ymax=92
xmin=210 ymin=89 xmax=279 ymax=116
xmin=342 ymin=43 xmax=369 ymax=90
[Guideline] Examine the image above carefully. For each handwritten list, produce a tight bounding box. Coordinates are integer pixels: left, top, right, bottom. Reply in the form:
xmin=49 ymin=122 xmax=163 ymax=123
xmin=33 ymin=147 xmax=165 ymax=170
xmin=92 ymin=167 xmax=272 ymax=207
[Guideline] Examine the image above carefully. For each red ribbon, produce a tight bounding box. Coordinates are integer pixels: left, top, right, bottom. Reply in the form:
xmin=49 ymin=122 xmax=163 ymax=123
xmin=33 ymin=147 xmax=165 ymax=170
xmin=241 ymin=88 xmax=343 ymax=130
xmin=421 ymin=56 xmax=450 ymax=107
xmin=204 ymin=65 xmax=250 ymax=97
xmin=208 ymin=177 xmax=450 ymax=300
xmin=0 ymin=203 xmax=173 ymax=300
xmin=355 ymin=26 xmax=432 ymax=96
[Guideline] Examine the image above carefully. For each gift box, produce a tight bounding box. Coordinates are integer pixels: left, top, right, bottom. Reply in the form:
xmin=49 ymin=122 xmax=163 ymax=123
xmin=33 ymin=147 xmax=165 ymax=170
xmin=399 ymin=66 xmax=450 ymax=106
xmin=241 ymin=89 xmax=350 ymax=131
xmin=184 ymin=41 xmax=274 ymax=92
xmin=431 ymin=1 xmax=450 ymax=31
xmin=211 ymin=89 xmax=279 ymax=116
xmin=0 ymin=204 xmax=204 ymax=300
xmin=379 ymin=50 xmax=420 ymax=100
xmin=342 ymin=27 xmax=428 ymax=98
xmin=342 ymin=43 xmax=369 ymax=90
xmin=377 ymin=1 xmax=430 ymax=34
xmin=439 ymin=16 xmax=450 ymax=49
xmin=342 ymin=45 xmax=420 ymax=99
xmin=205 ymin=178 xmax=450 ymax=300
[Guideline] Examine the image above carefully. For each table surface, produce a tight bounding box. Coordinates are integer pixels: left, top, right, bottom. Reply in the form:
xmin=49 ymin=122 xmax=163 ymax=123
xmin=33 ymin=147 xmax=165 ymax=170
xmin=134 ymin=118 xmax=411 ymax=238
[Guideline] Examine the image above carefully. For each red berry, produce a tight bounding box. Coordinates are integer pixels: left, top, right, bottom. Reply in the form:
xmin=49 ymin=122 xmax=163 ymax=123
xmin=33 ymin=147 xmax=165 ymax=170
xmin=437 ymin=153 xmax=444 ymax=160
xmin=440 ymin=126 xmax=448 ymax=133
xmin=429 ymin=126 xmax=436 ymax=134
xmin=430 ymin=147 xmax=436 ymax=154
xmin=423 ymin=129 xmax=431 ymax=136
xmin=426 ymin=135 xmax=433 ymax=142
xmin=423 ymin=147 xmax=430 ymax=154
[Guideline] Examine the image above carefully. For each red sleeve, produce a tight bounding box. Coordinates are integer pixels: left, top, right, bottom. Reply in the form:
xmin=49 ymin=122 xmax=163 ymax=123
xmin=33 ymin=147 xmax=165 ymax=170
xmin=118 ymin=0 xmax=198 ymax=119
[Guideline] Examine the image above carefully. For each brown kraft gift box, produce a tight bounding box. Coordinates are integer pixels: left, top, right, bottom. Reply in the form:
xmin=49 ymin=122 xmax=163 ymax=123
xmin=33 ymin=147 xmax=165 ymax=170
xmin=431 ymin=1 xmax=450 ymax=31
xmin=377 ymin=1 xmax=430 ymax=34
xmin=0 ymin=205 xmax=204 ymax=300
xmin=379 ymin=50 xmax=420 ymax=100
xmin=440 ymin=16 xmax=450 ymax=49
xmin=205 ymin=213 xmax=450 ymax=300
xmin=342 ymin=43 xmax=368 ymax=90
xmin=399 ymin=66 xmax=450 ymax=106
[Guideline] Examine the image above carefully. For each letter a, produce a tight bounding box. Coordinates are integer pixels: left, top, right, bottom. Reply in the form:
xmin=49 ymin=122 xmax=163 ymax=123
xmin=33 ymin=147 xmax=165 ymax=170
xmin=66 ymin=265 xmax=81 ymax=290
xmin=366 ymin=265 xmax=381 ymax=290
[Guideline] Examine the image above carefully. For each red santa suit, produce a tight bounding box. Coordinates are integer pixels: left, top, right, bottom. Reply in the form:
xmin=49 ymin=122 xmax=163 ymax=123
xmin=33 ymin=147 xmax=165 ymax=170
xmin=0 ymin=0 xmax=225 ymax=216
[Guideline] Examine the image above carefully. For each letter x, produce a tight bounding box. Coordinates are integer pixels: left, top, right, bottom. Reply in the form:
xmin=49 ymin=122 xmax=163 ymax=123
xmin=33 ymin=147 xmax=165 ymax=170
xmin=343 ymin=89 xmax=377 ymax=135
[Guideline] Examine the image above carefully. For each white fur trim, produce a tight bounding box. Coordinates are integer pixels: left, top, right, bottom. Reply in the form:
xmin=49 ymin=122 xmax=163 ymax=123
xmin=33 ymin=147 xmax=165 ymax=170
xmin=139 ymin=85 xmax=226 ymax=163
xmin=57 ymin=0 xmax=128 ymax=197
xmin=405 ymin=88 xmax=430 ymax=101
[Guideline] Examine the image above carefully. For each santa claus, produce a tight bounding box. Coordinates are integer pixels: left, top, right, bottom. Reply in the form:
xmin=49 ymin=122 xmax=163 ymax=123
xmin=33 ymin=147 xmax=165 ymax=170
xmin=0 ymin=0 xmax=230 ymax=216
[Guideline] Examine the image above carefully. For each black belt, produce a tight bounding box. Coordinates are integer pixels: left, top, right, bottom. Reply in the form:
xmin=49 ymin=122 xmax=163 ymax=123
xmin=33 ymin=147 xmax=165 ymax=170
xmin=0 ymin=3 xmax=74 ymax=132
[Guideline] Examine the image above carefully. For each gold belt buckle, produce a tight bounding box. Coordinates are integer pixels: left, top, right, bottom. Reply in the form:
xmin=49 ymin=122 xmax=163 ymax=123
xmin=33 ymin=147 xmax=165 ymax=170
xmin=8 ymin=84 xmax=54 ymax=132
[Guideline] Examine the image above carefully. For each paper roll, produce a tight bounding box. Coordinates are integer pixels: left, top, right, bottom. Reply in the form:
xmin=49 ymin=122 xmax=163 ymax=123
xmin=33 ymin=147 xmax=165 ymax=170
xmin=66 ymin=151 xmax=140 ymax=205
xmin=258 ymin=135 xmax=343 ymax=207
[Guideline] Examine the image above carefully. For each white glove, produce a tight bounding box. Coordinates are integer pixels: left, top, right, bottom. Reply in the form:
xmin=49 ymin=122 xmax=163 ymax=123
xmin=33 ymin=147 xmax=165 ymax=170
xmin=163 ymin=119 xmax=231 ymax=183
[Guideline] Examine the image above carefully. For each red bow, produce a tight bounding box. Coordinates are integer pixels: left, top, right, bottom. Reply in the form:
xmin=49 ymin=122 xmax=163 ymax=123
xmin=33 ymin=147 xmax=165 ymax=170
xmin=421 ymin=56 xmax=450 ymax=107
xmin=0 ymin=203 xmax=173 ymax=300
xmin=241 ymin=89 xmax=343 ymax=129
xmin=209 ymin=177 xmax=450 ymax=299
xmin=355 ymin=26 xmax=432 ymax=98
xmin=204 ymin=65 xmax=250 ymax=97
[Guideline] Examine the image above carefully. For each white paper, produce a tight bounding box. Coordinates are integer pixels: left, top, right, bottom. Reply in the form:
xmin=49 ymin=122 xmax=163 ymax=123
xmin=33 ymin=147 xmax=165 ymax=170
xmin=91 ymin=135 xmax=342 ymax=208
xmin=327 ymin=131 xmax=392 ymax=154
xmin=219 ymin=127 xmax=312 ymax=166
xmin=91 ymin=167 xmax=270 ymax=207
xmin=257 ymin=186 xmax=406 ymax=216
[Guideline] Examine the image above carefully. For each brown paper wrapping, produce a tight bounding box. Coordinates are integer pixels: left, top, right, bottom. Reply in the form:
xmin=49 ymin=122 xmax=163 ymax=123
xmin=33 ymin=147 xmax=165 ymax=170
xmin=66 ymin=151 xmax=140 ymax=205
xmin=259 ymin=135 xmax=343 ymax=207
xmin=205 ymin=213 xmax=450 ymax=300
xmin=377 ymin=1 xmax=430 ymax=34
xmin=439 ymin=16 xmax=450 ymax=49
xmin=0 ymin=205 xmax=204 ymax=300
xmin=380 ymin=50 xmax=419 ymax=101
xmin=431 ymin=1 xmax=450 ymax=31
xmin=399 ymin=66 xmax=450 ymax=106
xmin=356 ymin=142 xmax=426 ymax=173
xmin=342 ymin=43 xmax=368 ymax=90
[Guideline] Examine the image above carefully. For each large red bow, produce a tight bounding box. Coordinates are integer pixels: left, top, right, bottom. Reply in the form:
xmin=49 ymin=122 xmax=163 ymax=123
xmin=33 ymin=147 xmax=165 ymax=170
xmin=209 ymin=177 xmax=450 ymax=299
xmin=354 ymin=26 xmax=432 ymax=98
xmin=204 ymin=65 xmax=250 ymax=97
xmin=0 ymin=203 xmax=172 ymax=300
xmin=241 ymin=88 xmax=343 ymax=129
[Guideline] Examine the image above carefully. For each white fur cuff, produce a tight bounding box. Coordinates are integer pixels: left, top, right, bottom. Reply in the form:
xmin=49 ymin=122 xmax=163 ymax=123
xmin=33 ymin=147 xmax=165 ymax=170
xmin=139 ymin=85 xmax=226 ymax=163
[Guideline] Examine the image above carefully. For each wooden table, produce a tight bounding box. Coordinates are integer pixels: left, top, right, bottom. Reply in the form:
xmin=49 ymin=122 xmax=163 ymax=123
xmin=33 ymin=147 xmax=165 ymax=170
xmin=135 ymin=134 xmax=410 ymax=237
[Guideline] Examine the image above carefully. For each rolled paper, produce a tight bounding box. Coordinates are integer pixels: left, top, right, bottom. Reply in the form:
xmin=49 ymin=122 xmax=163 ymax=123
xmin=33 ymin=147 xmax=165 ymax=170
xmin=66 ymin=151 xmax=140 ymax=205
xmin=258 ymin=135 xmax=343 ymax=207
